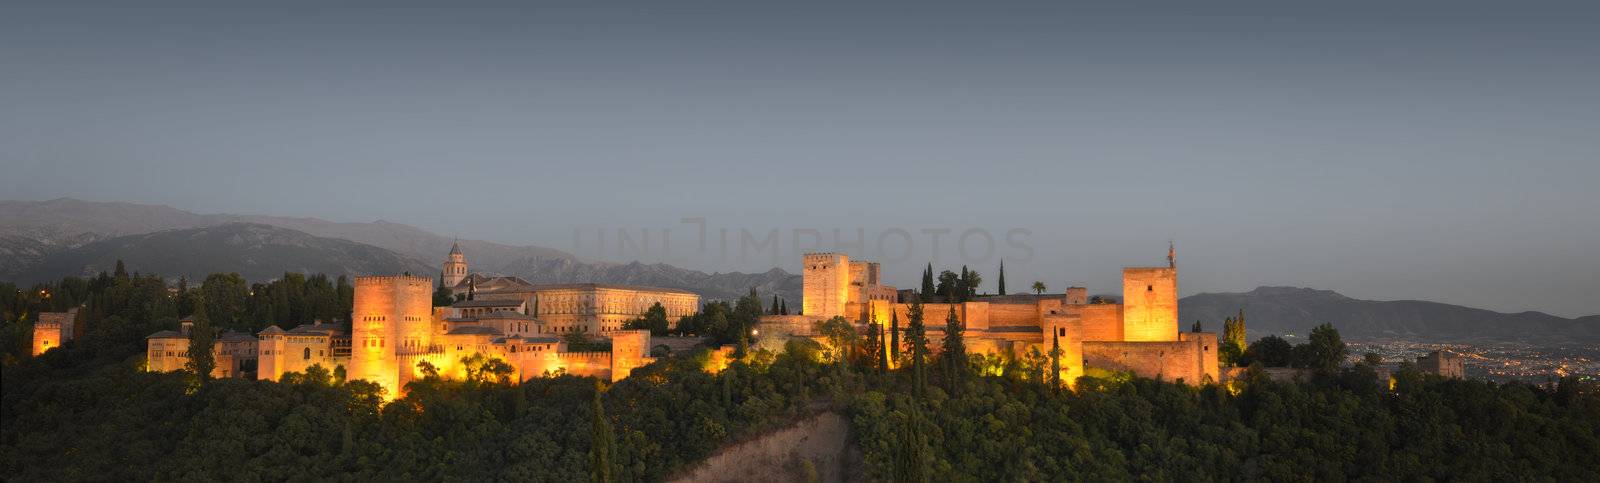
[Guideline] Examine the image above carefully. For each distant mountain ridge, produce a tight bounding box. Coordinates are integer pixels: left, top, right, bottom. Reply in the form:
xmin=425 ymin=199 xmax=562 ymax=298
xmin=1180 ymin=286 xmax=1599 ymax=342
xmin=0 ymin=198 xmax=800 ymax=302
xmin=16 ymin=223 xmax=436 ymax=283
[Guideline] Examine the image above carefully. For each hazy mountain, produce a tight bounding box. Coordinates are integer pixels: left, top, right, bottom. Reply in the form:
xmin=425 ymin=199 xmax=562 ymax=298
xmin=1180 ymin=286 xmax=1600 ymax=342
xmin=500 ymin=257 xmax=801 ymax=303
xmin=1 ymin=198 xmax=799 ymax=302
xmin=15 ymin=223 xmax=436 ymax=283
xmin=0 ymin=198 xmax=578 ymax=269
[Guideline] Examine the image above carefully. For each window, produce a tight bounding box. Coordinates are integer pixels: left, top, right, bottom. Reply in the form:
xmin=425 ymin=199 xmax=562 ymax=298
xmin=1147 ymin=285 xmax=1153 ymax=291
xmin=303 ymin=348 xmax=311 ymax=360
xmin=1058 ymin=328 xmax=1066 ymax=337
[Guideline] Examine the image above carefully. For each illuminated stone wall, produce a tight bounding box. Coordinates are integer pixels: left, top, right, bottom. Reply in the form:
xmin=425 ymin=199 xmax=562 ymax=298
xmin=352 ymin=275 xmax=431 ymax=399
xmin=1121 ymin=267 xmax=1178 ymax=342
xmin=1082 ymin=336 xmax=1217 ymax=384
xmin=802 ymin=253 xmax=850 ymax=318
xmin=31 ymin=322 xmax=61 ymax=356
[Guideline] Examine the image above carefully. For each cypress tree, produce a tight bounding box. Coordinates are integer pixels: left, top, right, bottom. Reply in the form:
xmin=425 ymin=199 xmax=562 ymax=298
xmin=770 ymin=294 xmax=780 ymax=315
xmin=906 ymin=300 xmax=928 ymax=397
xmin=997 ymin=260 xmax=1006 ymax=295
xmin=185 ymin=302 xmax=216 ymax=383
xmin=920 ymin=263 xmax=935 ymax=300
xmin=779 ymin=299 xmax=787 ymax=315
xmin=878 ymin=322 xmax=889 ymax=374
xmin=1049 ymin=332 xmax=1062 ymax=390
xmin=889 ymin=310 xmax=901 ymax=369
xmin=942 ymin=305 xmax=967 ymax=390
xmin=589 ymin=382 xmax=616 ymax=483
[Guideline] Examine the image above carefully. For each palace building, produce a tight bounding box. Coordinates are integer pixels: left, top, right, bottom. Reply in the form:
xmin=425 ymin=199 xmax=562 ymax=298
xmin=760 ymin=245 xmax=1219 ymax=386
xmin=141 ymin=244 xmax=697 ymax=399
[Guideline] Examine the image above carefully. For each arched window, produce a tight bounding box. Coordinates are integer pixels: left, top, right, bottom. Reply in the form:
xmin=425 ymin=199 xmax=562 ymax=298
xmin=303 ymin=348 xmax=311 ymax=360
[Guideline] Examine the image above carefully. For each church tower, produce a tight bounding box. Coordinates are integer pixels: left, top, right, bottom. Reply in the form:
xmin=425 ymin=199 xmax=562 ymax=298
xmin=442 ymin=241 xmax=467 ymax=288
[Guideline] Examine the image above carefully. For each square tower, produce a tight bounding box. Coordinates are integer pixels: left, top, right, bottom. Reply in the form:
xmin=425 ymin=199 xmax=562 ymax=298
xmin=1121 ymin=267 xmax=1178 ymax=342
xmin=352 ymin=275 xmax=433 ymax=399
xmin=802 ymin=253 xmax=850 ymax=319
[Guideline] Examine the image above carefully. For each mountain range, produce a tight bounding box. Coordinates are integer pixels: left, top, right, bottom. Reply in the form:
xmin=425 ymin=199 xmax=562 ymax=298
xmin=2 ymin=198 xmax=1593 ymax=341
xmin=0 ymin=198 xmax=800 ymax=302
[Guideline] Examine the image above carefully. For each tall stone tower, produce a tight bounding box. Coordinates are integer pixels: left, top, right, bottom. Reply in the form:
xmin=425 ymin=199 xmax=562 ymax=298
xmin=802 ymin=253 xmax=850 ymax=319
xmin=442 ymin=241 xmax=467 ymax=288
xmin=1121 ymin=257 xmax=1178 ymax=342
xmin=351 ymin=275 xmax=432 ymax=399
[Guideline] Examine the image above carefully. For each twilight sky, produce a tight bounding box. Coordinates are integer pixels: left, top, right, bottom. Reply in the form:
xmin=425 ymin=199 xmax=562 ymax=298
xmin=3 ymin=1 xmax=1598 ymax=317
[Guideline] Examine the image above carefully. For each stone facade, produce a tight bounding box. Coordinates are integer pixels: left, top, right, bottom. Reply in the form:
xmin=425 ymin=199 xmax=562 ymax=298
xmin=1417 ymin=350 xmax=1465 ymax=379
xmin=30 ymin=308 xmax=78 ymax=356
xmin=762 ymin=248 xmax=1219 ymax=387
xmin=147 ymin=270 xmax=670 ymax=399
xmin=445 ymin=247 xmax=699 ymax=334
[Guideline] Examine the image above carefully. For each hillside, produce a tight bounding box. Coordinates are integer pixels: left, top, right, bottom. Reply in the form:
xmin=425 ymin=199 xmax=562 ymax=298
xmin=1 ymin=198 xmax=800 ymax=302
xmin=1180 ymin=286 xmax=1600 ymax=342
xmin=15 ymin=223 xmax=436 ymax=283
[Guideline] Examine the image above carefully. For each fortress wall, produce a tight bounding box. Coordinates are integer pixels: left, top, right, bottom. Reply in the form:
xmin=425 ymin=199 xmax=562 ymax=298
xmin=557 ymin=352 xmax=613 ymax=379
xmin=606 ymin=330 xmax=651 ymax=381
xmin=1082 ymin=340 xmax=1206 ymax=384
xmin=986 ymin=302 xmax=1037 ymax=328
xmin=31 ymin=323 xmax=61 ymax=355
xmin=1073 ymin=304 xmax=1124 ymax=341
xmin=1041 ymin=316 xmax=1086 ymax=385
xmin=1179 ymin=332 xmax=1221 ymax=383
xmin=758 ymin=315 xmax=826 ymax=336
xmin=1121 ymin=267 xmax=1178 ymax=342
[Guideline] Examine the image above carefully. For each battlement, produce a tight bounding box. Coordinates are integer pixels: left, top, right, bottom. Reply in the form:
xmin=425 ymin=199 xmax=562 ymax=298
xmin=803 ymin=252 xmax=847 ymax=259
xmin=557 ymin=351 xmax=613 ymax=362
xmin=355 ymin=275 xmax=433 ymax=286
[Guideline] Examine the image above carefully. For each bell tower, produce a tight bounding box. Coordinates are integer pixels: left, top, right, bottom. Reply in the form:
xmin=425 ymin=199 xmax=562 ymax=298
xmin=442 ymin=240 xmax=467 ymax=288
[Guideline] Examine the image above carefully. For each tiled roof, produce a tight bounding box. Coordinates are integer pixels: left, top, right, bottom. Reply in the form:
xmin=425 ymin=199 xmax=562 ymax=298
xmin=475 ymin=310 xmax=540 ymax=320
xmin=447 ymin=326 xmax=503 ymax=336
xmin=525 ymin=283 xmax=697 ymax=295
xmin=258 ymin=326 xmax=286 ymax=334
xmin=219 ymin=331 xmax=257 ymax=342
xmin=452 ymin=299 xmax=525 ymax=308
xmin=147 ymin=330 xmax=184 ymax=339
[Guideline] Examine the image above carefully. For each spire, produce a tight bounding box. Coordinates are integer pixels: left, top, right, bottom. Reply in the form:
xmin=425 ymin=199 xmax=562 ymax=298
xmin=449 ymin=238 xmax=463 ymax=255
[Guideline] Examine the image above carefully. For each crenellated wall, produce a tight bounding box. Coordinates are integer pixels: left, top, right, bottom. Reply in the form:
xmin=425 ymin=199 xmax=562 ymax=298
xmin=351 ymin=275 xmax=432 ymax=399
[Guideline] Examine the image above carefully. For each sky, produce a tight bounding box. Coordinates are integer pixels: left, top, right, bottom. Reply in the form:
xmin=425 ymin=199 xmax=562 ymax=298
xmin=3 ymin=1 xmax=1598 ymax=317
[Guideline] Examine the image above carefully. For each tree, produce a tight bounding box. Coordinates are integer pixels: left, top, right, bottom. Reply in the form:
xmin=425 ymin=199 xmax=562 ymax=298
xmin=434 ymin=272 xmax=454 ymax=306
xmin=1191 ymin=320 xmax=1203 ymax=333
xmin=1241 ymin=335 xmax=1293 ymax=367
xmin=1362 ymin=352 xmax=1383 ymax=367
xmin=935 ymin=270 xmax=959 ymax=301
xmin=113 ymin=259 xmax=128 ymax=280
xmin=1031 ymin=281 xmax=1046 ymax=295
xmin=814 ymin=316 xmax=858 ymax=373
xmin=1295 ymin=323 xmax=1347 ymax=371
xmin=622 ymin=303 xmax=670 ymax=335
xmin=906 ymin=300 xmax=929 ymax=396
xmin=942 ymin=305 xmax=967 ymax=388
xmin=589 ymin=382 xmax=616 ymax=483
xmin=864 ymin=319 xmax=883 ymax=375
xmin=961 ymin=268 xmax=982 ymax=299
xmin=779 ymin=299 xmax=787 ymax=315
xmin=1048 ymin=331 xmax=1062 ymax=389
xmin=200 ymin=273 xmax=249 ymax=329
xmin=877 ymin=323 xmax=889 ymax=374
xmin=889 ymin=310 xmax=901 ymax=369
xmin=1221 ymin=311 xmax=1247 ymax=366
xmin=770 ymin=295 xmax=780 ymax=315
xmin=185 ymin=302 xmax=216 ymax=383
xmin=997 ymin=260 xmax=1006 ymax=295
xmin=920 ymin=263 xmax=935 ymax=301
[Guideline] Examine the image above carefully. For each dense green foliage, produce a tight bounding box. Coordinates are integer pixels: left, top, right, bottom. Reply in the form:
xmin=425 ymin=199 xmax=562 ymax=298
xmin=5 ymin=265 xmax=1598 ymax=481
xmin=850 ymin=365 xmax=1600 ymax=481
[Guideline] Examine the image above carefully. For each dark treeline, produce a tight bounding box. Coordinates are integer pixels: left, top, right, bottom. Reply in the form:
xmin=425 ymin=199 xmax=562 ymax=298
xmin=4 ymin=264 xmax=1598 ymax=481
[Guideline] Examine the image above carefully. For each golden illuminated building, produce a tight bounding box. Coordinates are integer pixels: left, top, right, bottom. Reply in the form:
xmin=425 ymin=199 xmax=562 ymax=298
xmin=30 ymin=307 xmax=79 ymax=356
xmin=764 ymin=245 xmax=1220 ymax=387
